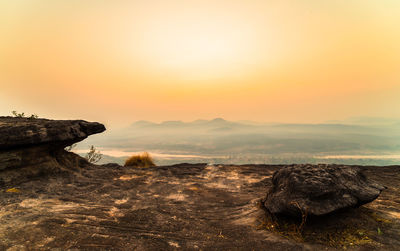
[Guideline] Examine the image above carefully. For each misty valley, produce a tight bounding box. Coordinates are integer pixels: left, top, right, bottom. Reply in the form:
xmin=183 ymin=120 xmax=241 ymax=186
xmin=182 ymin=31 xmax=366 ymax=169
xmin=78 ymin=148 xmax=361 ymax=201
xmin=76 ymin=117 xmax=400 ymax=166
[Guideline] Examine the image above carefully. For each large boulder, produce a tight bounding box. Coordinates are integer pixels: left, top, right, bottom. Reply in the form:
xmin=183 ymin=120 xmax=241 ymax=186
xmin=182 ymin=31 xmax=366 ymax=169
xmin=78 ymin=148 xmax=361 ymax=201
xmin=0 ymin=117 xmax=105 ymax=186
xmin=263 ymin=164 xmax=385 ymax=217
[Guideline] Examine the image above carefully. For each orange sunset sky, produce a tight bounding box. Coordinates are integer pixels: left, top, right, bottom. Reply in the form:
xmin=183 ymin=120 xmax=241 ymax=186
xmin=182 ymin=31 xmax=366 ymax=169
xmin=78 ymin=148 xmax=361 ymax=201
xmin=1 ymin=1 xmax=399 ymax=127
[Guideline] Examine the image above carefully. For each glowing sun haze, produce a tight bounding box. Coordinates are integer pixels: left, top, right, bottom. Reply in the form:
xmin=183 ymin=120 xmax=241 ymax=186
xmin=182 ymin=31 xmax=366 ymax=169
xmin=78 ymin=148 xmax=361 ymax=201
xmin=1 ymin=0 xmax=399 ymax=127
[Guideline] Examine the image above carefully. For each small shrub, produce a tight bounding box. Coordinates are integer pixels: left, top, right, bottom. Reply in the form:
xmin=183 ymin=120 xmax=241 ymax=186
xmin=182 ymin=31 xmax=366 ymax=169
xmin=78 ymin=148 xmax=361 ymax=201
xmin=85 ymin=145 xmax=102 ymax=163
xmin=124 ymin=152 xmax=156 ymax=168
xmin=12 ymin=111 xmax=25 ymax=118
xmin=12 ymin=110 xmax=38 ymax=119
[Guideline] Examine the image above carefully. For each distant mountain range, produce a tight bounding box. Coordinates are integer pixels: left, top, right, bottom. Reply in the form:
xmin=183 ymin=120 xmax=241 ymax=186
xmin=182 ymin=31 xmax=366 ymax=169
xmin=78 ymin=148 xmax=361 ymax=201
xmin=126 ymin=117 xmax=400 ymax=137
xmin=131 ymin=117 xmax=400 ymax=127
xmin=79 ymin=117 xmax=400 ymax=158
xmin=131 ymin=118 xmax=239 ymax=128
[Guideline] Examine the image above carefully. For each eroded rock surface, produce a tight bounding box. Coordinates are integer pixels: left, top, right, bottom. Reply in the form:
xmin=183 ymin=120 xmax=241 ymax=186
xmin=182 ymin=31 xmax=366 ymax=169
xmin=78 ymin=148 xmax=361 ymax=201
xmin=263 ymin=164 xmax=385 ymax=216
xmin=0 ymin=117 xmax=105 ymax=186
xmin=0 ymin=117 xmax=105 ymax=150
xmin=0 ymin=163 xmax=399 ymax=250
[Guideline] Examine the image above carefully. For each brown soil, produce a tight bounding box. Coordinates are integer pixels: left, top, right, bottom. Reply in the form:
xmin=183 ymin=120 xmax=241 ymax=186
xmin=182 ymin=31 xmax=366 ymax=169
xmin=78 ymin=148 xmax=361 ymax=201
xmin=0 ymin=162 xmax=399 ymax=250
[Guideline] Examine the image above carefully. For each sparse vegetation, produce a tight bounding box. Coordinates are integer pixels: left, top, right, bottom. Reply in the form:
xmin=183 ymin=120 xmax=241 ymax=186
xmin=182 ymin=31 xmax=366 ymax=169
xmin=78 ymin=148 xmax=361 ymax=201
xmin=258 ymin=204 xmax=305 ymax=242
xmin=85 ymin=145 xmax=102 ymax=163
xmin=12 ymin=111 xmax=38 ymax=119
xmin=256 ymin=202 xmax=389 ymax=248
xmin=124 ymin=152 xmax=156 ymax=167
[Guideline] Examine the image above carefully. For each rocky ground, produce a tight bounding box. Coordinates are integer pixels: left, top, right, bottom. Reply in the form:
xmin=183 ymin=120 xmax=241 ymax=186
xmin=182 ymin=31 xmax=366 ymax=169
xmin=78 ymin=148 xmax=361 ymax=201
xmin=1 ymin=117 xmax=399 ymax=250
xmin=0 ymin=161 xmax=399 ymax=250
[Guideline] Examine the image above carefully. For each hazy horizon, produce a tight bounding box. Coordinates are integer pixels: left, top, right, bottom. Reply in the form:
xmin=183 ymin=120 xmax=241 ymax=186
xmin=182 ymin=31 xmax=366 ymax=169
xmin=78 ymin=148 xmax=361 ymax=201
xmin=69 ymin=116 xmax=400 ymax=166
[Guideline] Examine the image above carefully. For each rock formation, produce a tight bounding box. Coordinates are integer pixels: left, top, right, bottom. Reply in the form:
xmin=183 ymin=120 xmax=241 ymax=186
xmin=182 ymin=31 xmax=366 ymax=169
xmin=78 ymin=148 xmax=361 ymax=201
xmin=0 ymin=117 xmax=105 ymax=186
xmin=263 ymin=164 xmax=385 ymax=217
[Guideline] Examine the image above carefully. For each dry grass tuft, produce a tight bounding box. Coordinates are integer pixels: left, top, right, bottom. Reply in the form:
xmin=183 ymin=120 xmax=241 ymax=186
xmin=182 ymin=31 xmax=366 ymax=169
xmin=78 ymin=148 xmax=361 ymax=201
xmin=257 ymin=203 xmax=305 ymax=242
xmin=124 ymin=152 xmax=156 ymax=168
xmin=257 ymin=201 xmax=381 ymax=248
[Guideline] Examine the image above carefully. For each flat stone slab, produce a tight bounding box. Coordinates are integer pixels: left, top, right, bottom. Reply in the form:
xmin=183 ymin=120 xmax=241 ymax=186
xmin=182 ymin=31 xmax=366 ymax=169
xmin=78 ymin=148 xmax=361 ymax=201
xmin=263 ymin=164 xmax=385 ymax=216
xmin=0 ymin=117 xmax=105 ymax=150
xmin=1 ymin=163 xmax=399 ymax=250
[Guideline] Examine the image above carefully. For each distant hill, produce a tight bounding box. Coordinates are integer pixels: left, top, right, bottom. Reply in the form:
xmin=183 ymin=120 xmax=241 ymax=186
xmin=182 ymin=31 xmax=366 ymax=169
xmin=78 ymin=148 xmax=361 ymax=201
xmin=131 ymin=120 xmax=156 ymax=127
xmin=130 ymin=118 xmax=243 ymax=131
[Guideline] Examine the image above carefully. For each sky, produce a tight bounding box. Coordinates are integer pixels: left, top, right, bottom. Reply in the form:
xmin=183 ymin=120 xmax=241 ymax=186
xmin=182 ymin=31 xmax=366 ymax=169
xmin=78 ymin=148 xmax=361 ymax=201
xmin=1 ymin=0 xmax=399 ymax=128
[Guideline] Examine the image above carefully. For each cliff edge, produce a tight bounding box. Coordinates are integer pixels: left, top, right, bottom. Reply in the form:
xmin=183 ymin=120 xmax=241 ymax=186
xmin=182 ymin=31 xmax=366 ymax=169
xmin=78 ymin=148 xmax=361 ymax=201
xmin=0 ymin=117 xmax=105 ymax=186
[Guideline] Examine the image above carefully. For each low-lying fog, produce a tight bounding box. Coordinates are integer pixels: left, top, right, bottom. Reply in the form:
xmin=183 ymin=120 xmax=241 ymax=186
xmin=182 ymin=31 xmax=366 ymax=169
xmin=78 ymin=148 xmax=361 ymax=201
xmin=75 ymin=117 xmax=400 ymax=166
